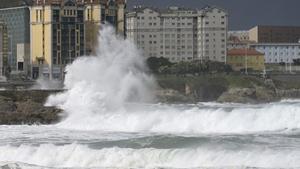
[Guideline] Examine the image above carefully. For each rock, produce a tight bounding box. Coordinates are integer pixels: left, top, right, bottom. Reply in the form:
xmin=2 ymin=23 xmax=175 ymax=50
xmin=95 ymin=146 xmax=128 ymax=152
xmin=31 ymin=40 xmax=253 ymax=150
xmin=255 ymin=86 xmax=278 ymax=102
xmin=217 ymin=87 xmax=278 ymax=103
xmin=0 ymin=96 xmax=16 ymax=113
xmin=217 ymin=88 xmax=257 ymax=103
xmin=16 ymin=100 xmax=46 ymax=114
xmin=0 ymin=106 xmax=61 ymax=125
xmin=0 ymin=91 xmax=62 ymax=125
xmin=156 ymin=89 xmax=194 ymax=103
xmin=192 ymin=84 xmax=227 ymax=102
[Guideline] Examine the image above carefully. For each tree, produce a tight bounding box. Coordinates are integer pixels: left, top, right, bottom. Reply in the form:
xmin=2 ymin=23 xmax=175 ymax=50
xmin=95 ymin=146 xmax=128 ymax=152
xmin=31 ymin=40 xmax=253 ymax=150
xmin=293 ymin=58 xmax=300 ymax=65
xmin=146 ymin=57 xmax=173 ymax=73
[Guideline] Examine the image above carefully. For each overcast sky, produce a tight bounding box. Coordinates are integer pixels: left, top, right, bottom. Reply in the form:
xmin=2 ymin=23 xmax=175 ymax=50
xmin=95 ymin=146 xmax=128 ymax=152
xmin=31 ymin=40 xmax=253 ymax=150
xmin=127 ymin=0 xmax=300 ymax=30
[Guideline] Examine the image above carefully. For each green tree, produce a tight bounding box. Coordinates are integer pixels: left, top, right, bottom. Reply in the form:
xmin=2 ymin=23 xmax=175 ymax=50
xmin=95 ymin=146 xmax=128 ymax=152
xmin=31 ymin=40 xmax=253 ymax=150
xmin=146 ymin=57 xmax=173 ymax=73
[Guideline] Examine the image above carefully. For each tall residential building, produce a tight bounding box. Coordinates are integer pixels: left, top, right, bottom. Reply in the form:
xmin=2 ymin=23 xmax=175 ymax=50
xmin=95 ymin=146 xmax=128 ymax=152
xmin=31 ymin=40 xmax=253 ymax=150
xmin=0 ymin=22 xmax=8 ymax=79
xmin=30 ymin=0 xmax=126 ymax=80
xmin=126 ymin=6 xmax=228 ymax=63
xmin=249 ymin=25 xmax=300 ymax=43
xmin=0 ymin=1 xmax=30 ymax=73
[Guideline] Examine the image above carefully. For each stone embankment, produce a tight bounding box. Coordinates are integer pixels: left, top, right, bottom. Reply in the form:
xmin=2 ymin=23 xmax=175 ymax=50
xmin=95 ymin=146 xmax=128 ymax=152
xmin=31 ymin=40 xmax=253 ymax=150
xmin=156 ymin=75 xmax=300 ymax=103
xmin=1 ymin=74 xmax=300 ymax=124
xmin=0 ymin=90 xmax=62 ymax=125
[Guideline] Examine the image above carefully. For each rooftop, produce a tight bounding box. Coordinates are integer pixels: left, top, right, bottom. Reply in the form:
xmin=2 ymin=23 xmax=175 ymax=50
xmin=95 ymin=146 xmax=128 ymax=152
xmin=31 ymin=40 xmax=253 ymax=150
xmin=129 ymin=5 xmax=226 ymax=15
xmin=228 ymin=48 xmax=264 ymax=56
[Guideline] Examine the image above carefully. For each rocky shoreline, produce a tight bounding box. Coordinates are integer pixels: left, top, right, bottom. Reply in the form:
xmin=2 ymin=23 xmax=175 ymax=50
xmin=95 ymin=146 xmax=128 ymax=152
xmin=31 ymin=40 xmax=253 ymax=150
xmin=0 ymin=90 xmax=62 ymax=125
xmin=1 ymin=74 xmax=300 ymax=125
xmin=156 ymin=75 xmax=300 ymax=104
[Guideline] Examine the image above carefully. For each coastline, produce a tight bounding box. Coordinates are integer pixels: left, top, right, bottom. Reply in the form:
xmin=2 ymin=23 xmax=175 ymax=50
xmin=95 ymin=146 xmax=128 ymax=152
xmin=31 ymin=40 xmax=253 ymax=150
xmin=1 ymin=74 xmax=300 ymax=124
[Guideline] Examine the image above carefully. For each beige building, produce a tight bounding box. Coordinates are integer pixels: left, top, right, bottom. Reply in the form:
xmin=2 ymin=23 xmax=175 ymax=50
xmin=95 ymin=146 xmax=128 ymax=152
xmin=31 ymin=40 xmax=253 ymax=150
xmin=227 ymin=48 xmax=265 ymax=72
xmin=126 ymin=6 xmax=228 ymax=63
xmin=30 ymin=0 xmax=126 ymax=79
xmin=249 ymin=25 xmax=300 ymax=43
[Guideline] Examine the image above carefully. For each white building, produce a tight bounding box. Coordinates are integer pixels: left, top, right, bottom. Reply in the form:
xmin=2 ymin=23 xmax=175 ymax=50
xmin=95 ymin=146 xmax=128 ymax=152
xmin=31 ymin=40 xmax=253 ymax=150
xmin=126 ymin=6 xmax=228 ymax=62
xmin=250 ymin=43 xmax=300 ymax=64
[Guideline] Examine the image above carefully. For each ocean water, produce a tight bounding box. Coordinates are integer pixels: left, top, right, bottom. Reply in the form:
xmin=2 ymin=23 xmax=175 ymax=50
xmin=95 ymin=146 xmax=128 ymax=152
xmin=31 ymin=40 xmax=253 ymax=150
xmin=2 ymin=101 xmax=300 ymax=168
xmin=1 ymin=26 xmax=300 ymax=168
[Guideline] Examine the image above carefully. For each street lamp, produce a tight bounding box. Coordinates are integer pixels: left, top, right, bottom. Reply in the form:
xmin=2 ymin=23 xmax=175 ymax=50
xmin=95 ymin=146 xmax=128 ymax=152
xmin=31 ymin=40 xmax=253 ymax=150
xmin=245 ymin=44 xmax=248 ymax=75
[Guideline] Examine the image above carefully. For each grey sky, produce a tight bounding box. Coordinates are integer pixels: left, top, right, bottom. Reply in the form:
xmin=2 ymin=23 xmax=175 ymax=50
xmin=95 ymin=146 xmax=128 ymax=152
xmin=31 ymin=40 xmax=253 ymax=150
xmin=127 ymin=0 xmax=300 ymax=30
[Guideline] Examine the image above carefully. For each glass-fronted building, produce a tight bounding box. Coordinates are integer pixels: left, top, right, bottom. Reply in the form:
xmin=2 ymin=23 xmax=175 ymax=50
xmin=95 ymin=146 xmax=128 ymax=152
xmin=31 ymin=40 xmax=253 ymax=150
xmin=0 ymin=6 xmax=30 ymax=72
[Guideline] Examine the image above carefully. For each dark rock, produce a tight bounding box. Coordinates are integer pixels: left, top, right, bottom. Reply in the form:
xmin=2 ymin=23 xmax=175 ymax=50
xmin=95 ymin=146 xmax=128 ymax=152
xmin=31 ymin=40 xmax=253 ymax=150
xmin=156 ymin=89 xmax=194 ymax=103
xmin=217 ymin=88 xmax=257 ymax=103
xmin=0 ymin=96 xmax=16 ymax=113
xmin=0 ymin=90 xmax=62 ymax=125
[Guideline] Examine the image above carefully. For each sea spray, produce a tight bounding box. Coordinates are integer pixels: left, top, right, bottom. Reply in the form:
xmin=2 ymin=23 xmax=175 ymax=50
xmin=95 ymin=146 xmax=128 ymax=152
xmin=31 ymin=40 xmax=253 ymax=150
xmin=45 ymin=26 xmax=300 ymax=134
xmin=46 ymin=25 xmax=156 ymax=126
xmin=31 ymin=78 xmax=63 ymax=90
xmin=52 ymin=101 xmax=300 ymax=133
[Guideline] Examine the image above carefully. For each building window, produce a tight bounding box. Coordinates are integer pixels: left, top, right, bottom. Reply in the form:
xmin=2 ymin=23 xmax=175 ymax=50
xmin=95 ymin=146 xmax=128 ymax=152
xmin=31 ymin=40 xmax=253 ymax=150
xmin=36 ymin=10 xmax=39 ymax=22
xmin=87 ymin=9 xmax=90 ymax=20
xmin=40 ymin=10 xmax=43 ymax=21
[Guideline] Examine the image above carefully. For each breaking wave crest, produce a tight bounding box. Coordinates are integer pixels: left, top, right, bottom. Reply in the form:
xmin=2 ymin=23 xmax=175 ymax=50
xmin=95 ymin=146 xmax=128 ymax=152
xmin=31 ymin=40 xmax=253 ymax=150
xmin=43 ymin=26 xmax=300 ymax=134
xmin=50 ymin=101 xmax=300 ymax=134
xmin=1 ymin=143 xmax=300 ymax=169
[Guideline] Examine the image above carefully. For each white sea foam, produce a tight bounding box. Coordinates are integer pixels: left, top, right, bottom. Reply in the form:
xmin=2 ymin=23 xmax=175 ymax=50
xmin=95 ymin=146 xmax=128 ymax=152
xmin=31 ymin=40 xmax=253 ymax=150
xmin=46 ymin=25 xmax=155 ymax=115
xmin=51 ymin=101 xmax=300 ymax=134
xmin=31 ymin=78 xmax=63 ymax=90
xmin=44 ymin=26 xmax=300 ymax=134
xmin=0 ymin=143 xmax=300 ymax=168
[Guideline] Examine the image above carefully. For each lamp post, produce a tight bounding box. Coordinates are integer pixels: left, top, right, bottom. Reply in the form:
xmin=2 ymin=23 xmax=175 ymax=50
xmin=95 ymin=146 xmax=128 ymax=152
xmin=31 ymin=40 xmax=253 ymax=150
xmin=245 ymin=44 xmax=248 ymax=75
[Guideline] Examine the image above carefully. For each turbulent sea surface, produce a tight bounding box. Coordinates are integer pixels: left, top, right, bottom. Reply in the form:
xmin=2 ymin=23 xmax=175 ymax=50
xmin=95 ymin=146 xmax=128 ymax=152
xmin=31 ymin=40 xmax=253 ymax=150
xmin=2 ymin=101 xmax=300 ymax=169
xmin=2 ymin=26 xmax=300 ymax=169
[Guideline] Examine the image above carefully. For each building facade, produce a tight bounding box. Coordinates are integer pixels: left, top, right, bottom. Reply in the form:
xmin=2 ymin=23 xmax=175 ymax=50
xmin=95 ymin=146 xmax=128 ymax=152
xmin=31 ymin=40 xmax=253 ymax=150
xmin=250 ymin=43 xmax=300 ymax=64
xmin=0 ymin=5 xmax=30 ymax=73
xmin=126 ymin=6 xmax=227 ymax=63
xmin=30 ymin=0 xmax=85 ymax=79
xmin=30 ymin=0 xmax=126 ymax=79
xmin=249 ymin=26 xmax=300 ymax=43
xmin=0 ymin=22 xmax=8 ymax=79
xmin=227 ymin=48 xmax=265 ymax=71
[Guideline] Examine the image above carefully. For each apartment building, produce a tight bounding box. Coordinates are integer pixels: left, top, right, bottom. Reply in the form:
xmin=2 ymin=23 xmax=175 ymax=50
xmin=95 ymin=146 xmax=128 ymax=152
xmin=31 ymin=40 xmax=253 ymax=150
xmin=126 ymin=6 xmax=228 ymax=63
xmin=249 ymin=25 xmax=300 ymax=43
xmin=30 ymin=0 xmax=126 ymax=80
